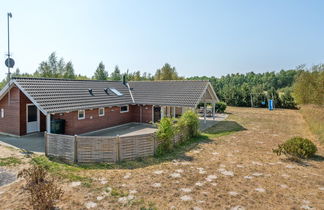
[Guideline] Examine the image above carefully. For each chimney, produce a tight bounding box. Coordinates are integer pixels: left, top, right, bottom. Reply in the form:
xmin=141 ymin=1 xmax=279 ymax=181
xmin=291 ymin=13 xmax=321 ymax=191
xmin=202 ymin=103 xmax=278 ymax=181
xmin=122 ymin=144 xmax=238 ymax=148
xmin=122 ymin=74 xmax=127 ymax=86
xmin=88 ymin=88 xmax=93 ymax=95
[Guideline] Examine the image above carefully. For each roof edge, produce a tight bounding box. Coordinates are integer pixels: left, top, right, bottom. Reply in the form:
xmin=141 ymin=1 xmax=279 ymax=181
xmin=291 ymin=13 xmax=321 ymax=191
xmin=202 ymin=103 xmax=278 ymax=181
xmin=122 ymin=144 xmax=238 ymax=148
xmin=13 ymin=80 xmax=48 ymax=115
xmin=129 ymin=80 xmax=209 ymax=83
xmin=12 ymin=77 xmax=123 ymax=83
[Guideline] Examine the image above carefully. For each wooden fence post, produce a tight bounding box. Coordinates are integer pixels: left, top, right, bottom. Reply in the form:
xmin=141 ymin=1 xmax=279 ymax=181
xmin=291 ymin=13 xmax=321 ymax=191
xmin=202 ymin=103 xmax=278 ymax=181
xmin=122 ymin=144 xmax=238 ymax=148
xmin=153 ymin=134 xmax=156 ymax=155
xmin=74 ymin=135 xmax=78 ymax=163
xmin=116 ymin=135 xmax=120 ymax=162
xmin=44 ymin=131 xmax=48 ymax=156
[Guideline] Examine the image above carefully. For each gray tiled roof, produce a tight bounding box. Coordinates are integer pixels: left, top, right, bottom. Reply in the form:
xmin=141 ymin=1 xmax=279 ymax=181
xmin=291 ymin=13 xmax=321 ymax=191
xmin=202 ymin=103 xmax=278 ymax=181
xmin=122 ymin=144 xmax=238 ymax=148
xmin=10 ymin=78 xmax=213 ymax=114
xmin=128 ymin=80 xmax=209 ymax=107
xmin=13 ymin=77 xmax=133 ymax=114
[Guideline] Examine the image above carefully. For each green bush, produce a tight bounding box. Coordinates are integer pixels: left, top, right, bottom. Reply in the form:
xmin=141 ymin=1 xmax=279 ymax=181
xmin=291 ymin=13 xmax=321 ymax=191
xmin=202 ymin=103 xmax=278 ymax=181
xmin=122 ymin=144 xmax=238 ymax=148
xmin=156 ymin=117 xmax=175 ymax=155
xmin=279 ymin=88 xmax=297 ymax=109
xmin=273 ymin=137 xmax=317 ymax=159
xmin=178 ymin=110 xmax=199 ymax=138
xmin=215 ymin=102 xmax=227 ymax=113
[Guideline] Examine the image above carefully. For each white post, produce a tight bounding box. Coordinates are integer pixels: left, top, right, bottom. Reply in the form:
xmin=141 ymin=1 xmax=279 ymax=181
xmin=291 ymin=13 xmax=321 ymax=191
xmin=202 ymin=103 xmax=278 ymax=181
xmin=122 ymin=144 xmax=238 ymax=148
xmin=161 ymin=106 xmax=164 ymax=119
xmin=204 ymin=102 xmax=207 ymax=124
xmin=46 ymin=114 xmax=51 ymax=133
xmin=173 ymin=106 xmax=176 ymax=118
xmin=212 ymin=102 xmax=215 ymax=121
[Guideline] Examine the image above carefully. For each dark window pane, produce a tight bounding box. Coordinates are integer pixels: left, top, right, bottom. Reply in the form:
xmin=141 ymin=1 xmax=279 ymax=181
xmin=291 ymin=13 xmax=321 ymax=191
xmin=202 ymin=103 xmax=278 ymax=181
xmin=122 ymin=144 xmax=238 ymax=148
xmin=28 ymin=106 xmax=37 ymax=122
xmin=121 ymin=106 xmax=128 ymax=112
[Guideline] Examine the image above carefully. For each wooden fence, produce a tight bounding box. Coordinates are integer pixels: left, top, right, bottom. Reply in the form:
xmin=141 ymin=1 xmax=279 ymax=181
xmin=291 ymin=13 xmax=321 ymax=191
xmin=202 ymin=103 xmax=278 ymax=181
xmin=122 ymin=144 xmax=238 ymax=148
xmin=45 ymin=132 xmax=157 ymax=163
xmin=45 ymin=133 xmax=75 ymax=164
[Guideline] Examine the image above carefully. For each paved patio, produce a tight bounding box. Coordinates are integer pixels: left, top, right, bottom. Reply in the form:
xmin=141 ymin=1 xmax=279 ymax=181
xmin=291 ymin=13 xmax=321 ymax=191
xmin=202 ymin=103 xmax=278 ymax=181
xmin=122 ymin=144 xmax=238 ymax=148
xmin=0 ymin=115 xmax=227 ymax=154
xmin=199 ymin=113 xmax=228 ymax=131
xmin=0 ymin=132 xmax=45 ymax=153
xmin=82 ymin=123 xmax=157 ymax=137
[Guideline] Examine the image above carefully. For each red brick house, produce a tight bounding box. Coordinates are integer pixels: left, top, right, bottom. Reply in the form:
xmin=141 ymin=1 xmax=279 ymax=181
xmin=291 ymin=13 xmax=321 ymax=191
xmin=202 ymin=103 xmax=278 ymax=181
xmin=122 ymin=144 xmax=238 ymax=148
xmin=0 ymin=77 xmax=219 ymax=136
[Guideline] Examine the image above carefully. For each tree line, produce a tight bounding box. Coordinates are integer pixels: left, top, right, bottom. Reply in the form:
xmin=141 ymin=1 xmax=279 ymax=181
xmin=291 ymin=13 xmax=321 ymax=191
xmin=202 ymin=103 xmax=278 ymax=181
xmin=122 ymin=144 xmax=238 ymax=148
xmin=0 ymin=52 xmax=323 ymax=108
xmin=0 ymin=52 xmax=183 ymax=87
xmin=188 ymin=69 xmax=301 ymax=109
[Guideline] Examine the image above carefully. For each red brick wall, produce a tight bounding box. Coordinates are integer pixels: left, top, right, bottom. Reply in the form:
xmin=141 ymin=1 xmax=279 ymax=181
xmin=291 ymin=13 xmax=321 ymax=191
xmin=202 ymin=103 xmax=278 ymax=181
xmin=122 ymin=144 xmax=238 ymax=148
xmin=19 ymin=91 xmax=29 ymax=135
xmin=0 ymin=87 xmax=20 ymax=136
xmin=53 ymin=105 xmax=149 ymax=135
xmin=141 ymin=105 xmax=153 ymax=123
xmin=19 ymin=91 xmax=46 ymax=135
xmin=0 ymin=86 xmax=153 ymax=136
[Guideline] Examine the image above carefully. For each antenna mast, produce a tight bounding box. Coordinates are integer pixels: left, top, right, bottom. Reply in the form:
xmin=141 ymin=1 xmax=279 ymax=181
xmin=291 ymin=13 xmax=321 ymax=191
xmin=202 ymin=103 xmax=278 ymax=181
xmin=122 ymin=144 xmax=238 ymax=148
xmin=5 ymin=12 xmax=14 ymax=82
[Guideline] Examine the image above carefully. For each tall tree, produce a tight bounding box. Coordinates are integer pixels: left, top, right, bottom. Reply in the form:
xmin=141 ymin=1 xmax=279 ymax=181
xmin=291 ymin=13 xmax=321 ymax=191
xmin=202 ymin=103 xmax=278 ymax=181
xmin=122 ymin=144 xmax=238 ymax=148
xmin=293 ymin=69 xmax=324 ymax=105
xmin=35 ymin=52 xmax=76 ymax=79
xmin=64 ymin=61 xmax=76 ymax=79
xmin=110 ymin=65 xmax=122 ymax=81
xmin=154 ymin=63 xmax=182 ymax=80
xmin=93 ymin=62 xmax=108 ymax=80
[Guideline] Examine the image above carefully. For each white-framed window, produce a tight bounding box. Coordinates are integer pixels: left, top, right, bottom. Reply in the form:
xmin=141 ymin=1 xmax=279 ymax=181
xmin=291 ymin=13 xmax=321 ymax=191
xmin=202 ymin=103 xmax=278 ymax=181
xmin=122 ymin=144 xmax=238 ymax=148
xmin=99 ymin=107 xmax=105 ymax=117
xmin=120 ymin=105 xmax=129 ymax=113
xmin=78 ymin=110 xmax=85 ymax=120
xmin=109 ymin=88 xmax=123 ymax=96
xmin=1 ymin=108 xmax=4 ymax=118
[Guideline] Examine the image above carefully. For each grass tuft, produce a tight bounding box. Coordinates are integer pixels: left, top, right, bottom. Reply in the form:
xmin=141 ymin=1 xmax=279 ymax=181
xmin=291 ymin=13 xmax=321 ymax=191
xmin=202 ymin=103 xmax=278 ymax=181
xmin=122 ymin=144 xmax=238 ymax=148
xmin=31 ymin=156 xmax=92 ymax=185
xmin=0 ymin=157 xmax=22 ymax=166
xmin=111 ymin=188 xmax=129 ymax=197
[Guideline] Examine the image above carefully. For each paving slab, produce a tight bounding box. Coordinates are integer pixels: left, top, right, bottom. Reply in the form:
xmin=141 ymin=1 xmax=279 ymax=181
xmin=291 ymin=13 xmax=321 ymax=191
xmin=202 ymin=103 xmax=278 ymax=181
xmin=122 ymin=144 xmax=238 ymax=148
xmin=82 ymin=123 xmax=157 ymax=137
xmin=0 ymin=132 xmax=44 ymax=153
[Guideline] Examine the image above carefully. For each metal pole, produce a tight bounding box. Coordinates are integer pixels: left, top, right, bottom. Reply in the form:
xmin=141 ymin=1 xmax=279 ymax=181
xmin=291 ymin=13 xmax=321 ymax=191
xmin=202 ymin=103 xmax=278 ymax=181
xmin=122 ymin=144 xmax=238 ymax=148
xmin=7 ymin=13 xmax=12 ymax=81
xmin=204 ymin=102 xmax=206 ymax=124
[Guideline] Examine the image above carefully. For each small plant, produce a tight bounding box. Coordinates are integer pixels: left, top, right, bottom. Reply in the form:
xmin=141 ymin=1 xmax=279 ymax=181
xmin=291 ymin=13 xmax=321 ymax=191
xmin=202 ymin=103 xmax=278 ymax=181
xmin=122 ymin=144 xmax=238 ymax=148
xmin=156 ymin=117 xmax=175 ymax=155
xmin=215 ymin=102 xmax=227 ymax=113
xmin=18 ymin=165 xmax=63 ymax=210
xmin=273 ymin=137 xmax=317 ymax=159
xmin=111 ymin=188 xmax=129 ymax=197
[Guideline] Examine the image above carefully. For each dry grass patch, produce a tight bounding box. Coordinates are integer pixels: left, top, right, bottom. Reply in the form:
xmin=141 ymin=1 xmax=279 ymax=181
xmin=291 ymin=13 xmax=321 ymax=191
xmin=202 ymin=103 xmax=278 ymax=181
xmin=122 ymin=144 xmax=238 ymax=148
xmin=299 ymin=104 xmax=324 ymax=144
xmin=1 ymin=107 xmax=324 ymax=209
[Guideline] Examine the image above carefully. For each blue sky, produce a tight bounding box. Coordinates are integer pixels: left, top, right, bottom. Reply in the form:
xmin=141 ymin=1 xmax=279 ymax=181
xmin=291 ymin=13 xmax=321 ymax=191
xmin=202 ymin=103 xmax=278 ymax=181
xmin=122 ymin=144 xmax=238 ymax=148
xmin=0 ymin=0 xmax=324 ymax=80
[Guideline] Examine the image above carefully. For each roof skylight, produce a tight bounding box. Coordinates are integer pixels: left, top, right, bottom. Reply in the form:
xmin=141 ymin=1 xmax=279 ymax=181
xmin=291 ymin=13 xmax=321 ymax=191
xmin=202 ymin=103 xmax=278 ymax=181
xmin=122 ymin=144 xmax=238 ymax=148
xmin=109 ymin=88 xmax=123 ymax=96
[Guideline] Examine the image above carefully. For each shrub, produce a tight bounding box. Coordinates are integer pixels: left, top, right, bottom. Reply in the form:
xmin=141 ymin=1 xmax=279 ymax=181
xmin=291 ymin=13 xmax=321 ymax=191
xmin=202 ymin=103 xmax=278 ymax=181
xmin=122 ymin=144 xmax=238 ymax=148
xmin=18 ymin=165 xmax=63 ymax=210
xmin=156 ymin=117 xmax=175 ymax=155
xmin=273 ymin=137 xmax=317 ymax=159
xmin=279 ymin=88 xmax=297 ymax=109
xmin=215 ymin=102 xmax=227 ymax=113
xmin=178 ymin=110 xmax=199 ymax=138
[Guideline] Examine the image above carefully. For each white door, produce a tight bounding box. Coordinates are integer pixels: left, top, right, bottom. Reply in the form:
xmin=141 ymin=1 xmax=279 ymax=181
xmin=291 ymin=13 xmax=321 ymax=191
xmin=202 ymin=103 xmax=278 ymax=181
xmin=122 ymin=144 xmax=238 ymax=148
xmin=27 ymin=104 xmax=39 ymax=133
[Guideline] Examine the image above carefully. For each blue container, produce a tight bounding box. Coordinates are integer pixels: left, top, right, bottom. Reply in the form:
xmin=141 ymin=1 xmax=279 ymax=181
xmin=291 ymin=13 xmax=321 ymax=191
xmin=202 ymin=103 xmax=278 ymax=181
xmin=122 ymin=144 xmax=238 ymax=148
xmin=268 ymin=100 xmax=273 ymax=110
